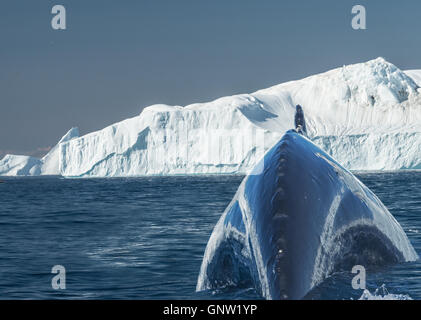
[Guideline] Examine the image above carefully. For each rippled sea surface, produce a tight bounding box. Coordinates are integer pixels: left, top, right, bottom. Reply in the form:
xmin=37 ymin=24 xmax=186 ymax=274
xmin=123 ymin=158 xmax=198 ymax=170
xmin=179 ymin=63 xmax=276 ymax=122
xmin=0 ymin=172 xmax=420 ymax=299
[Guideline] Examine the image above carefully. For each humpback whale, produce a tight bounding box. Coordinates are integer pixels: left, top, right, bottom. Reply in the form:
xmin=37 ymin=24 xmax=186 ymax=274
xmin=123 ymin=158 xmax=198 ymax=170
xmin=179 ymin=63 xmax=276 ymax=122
xmin=196 ymin=130 xmax=418 ymax=300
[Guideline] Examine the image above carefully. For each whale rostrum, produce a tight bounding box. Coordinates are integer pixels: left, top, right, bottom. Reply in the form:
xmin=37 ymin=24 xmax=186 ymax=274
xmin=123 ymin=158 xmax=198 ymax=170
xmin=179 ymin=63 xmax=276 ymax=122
xmin=196 ymin=130 xmax=418 ymax=299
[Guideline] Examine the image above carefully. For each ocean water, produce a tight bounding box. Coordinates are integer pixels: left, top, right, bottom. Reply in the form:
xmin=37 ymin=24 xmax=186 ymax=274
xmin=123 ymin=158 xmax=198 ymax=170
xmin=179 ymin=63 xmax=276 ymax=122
xmin=0 ymin=172 xmax=420 ymax=300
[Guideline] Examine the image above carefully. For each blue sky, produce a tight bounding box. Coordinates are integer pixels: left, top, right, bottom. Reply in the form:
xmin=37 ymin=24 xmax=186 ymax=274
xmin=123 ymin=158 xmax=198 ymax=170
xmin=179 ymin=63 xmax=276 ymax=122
xmin=1 ymin=0 xmax=420 ymax=155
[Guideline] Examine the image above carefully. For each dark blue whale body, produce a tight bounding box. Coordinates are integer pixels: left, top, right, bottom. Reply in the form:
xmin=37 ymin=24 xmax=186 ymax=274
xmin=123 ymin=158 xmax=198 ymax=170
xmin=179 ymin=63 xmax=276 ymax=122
xmin=197 ymin=130 xmax=417 ymax=300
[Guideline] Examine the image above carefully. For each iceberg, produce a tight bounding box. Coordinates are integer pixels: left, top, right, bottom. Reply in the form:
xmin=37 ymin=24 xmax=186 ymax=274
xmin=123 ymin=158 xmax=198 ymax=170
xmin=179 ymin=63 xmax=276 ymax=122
xmin=0 ymin=155 xmax=42 ymax=176
xmin=0 ymin=128 xmax=79 ymax=176
xmin=196 ymin=130 xmax=418 ymax=300
xmin=1 ymin=58 xmax=421 ymax=177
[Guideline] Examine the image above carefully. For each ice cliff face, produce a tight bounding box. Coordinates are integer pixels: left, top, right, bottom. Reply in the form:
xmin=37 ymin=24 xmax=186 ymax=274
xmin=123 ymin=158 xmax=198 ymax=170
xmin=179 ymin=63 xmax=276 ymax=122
xmin=1 ymin=58 xmax=421 ymax=177
xmin=0 ymin=128 xmax=79 ymax=176
xmin=41 ymin=127 xmax=80 ymax=175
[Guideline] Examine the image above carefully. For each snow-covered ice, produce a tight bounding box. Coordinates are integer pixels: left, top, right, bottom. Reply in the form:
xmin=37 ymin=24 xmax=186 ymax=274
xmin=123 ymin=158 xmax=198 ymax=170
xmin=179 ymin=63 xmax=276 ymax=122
xmin=405 ymin=70 xmax=421 ymax=87
xmin=1 ymin=58 xmax=421 ymax=177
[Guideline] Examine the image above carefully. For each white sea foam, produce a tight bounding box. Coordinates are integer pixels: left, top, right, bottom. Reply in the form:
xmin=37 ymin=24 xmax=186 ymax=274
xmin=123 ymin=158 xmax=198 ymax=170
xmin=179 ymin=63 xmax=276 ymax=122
xmin=359 ymin=285 xmax=413 ymax=300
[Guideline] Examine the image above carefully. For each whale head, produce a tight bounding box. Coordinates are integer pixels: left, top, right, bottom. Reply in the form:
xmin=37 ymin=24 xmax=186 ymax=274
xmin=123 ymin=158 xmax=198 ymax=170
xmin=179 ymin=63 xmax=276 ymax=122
xmin=197 ymin=130 xmax=417 ymax=299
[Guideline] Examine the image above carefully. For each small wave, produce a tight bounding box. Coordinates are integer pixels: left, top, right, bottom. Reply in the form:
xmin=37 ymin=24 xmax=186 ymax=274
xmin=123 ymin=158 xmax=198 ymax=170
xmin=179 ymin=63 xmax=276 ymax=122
xmin=358 ymin=284 xmax=412 ymax=300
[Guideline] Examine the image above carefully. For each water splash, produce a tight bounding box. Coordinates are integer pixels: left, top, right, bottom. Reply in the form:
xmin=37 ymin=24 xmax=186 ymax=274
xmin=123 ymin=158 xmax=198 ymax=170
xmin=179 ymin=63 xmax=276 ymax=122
xmin=359 ymin=284 xmax=412 ymax=300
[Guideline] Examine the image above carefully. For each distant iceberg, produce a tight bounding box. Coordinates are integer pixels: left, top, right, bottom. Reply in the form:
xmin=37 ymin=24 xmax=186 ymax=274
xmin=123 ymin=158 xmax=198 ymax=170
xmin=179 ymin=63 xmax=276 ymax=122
xmin=1 ymin=58 xmax=421 ymax=177
xmin=0 ymin=128 xmax=79 ymax=176
xmin=0 ymin=155 xmax=42 ymax=176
